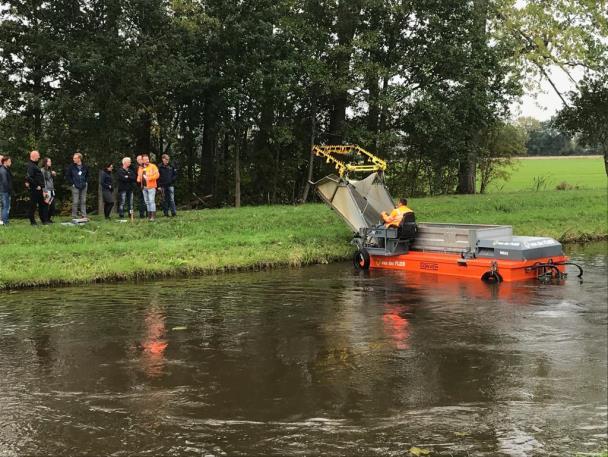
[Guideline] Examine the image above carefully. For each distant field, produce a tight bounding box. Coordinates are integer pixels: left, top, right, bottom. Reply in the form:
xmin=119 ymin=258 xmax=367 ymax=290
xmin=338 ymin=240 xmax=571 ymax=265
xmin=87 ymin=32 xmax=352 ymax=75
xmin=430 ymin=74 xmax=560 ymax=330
xmin=487 ymin=156 xmax=606 ymax=193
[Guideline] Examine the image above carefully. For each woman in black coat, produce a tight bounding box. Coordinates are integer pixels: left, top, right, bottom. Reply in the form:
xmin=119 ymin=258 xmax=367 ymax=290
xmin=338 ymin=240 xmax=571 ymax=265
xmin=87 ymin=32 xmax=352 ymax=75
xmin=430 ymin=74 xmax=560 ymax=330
xmin=101 ymin=163 xmax=115 ymax=220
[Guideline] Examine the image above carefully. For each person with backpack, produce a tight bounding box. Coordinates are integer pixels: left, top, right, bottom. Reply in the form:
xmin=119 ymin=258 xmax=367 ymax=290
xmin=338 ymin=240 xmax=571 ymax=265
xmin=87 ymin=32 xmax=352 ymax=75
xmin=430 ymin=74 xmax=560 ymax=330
xmin=0 ymin=156 xmax=13 ymax=226
xmin=40 ymin=157 xmax=57 ymax=224
xmin=158 ymin=154 xmax=178 ymax=217
xmin=101 ymin=163 xmax=115 ymax=220
xmin=65 ymin=152 xmax=89 ymax=219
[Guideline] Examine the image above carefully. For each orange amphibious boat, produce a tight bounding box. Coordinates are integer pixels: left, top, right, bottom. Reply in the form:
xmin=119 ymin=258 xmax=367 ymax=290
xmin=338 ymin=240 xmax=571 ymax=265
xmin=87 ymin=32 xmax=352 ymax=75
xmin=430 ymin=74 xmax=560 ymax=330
xmin=312 ymin=145 xmax=582 ymax=283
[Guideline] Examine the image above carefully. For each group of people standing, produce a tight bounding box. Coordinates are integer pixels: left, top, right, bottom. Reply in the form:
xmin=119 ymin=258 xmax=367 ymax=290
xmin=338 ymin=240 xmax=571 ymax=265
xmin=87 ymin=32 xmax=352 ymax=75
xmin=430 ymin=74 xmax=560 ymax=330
xmin=106 ymin=153 xmax=178 ymax=221
xmin=0 ymin=151 xmax=177 ymax=226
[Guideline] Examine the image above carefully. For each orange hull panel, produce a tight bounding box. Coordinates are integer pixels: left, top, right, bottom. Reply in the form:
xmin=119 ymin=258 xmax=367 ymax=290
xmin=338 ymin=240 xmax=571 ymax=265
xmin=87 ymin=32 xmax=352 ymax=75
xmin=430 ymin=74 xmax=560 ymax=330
xmin=370 ymin=251 xmax=567 ymax=282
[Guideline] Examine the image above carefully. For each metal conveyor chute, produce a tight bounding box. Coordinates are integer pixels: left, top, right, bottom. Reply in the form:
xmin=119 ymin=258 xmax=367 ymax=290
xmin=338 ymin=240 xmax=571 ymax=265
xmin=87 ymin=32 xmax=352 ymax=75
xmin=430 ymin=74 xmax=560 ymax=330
xmin=314 ymin=172 xmax=395 ymax=232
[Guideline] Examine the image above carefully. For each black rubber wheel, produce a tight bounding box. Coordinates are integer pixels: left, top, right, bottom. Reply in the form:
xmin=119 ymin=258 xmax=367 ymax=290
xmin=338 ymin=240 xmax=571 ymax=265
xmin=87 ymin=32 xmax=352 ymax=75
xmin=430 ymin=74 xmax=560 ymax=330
xmin=353 ymin=249 xmax=371 ymax=271
xmin=481 ymin=271 xmax=503 ymax=283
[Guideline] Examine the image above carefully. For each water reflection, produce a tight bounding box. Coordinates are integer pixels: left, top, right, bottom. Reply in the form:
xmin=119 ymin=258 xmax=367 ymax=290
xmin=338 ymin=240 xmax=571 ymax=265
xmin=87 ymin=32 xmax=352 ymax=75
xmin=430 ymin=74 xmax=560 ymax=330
xmin=136 ymin=306 xmax=168 ymax=378
xmin=382 ymin=305 xmax=411 ymax=350
xmin=0 ymin=242 xmax=605 ymax=456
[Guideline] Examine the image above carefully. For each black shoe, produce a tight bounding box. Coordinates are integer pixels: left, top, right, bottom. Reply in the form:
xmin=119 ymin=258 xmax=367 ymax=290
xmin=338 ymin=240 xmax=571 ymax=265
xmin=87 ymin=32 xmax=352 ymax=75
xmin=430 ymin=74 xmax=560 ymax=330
xmin=31 ymin=222 xmax=38 ymax=226
xmin=42 ymin=222 xmax=51 ymax=225
xmin=171 ymin=213 xmax=176 ymax=217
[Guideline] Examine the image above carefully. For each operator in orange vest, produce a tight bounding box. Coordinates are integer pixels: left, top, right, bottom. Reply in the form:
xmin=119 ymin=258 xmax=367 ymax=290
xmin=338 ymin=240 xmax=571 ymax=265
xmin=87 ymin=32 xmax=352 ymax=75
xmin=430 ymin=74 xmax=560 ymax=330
xmin=381 ymin=198 xmax=413 ymax=228
xmin=136 ymin=153 xmax=160 ymax=221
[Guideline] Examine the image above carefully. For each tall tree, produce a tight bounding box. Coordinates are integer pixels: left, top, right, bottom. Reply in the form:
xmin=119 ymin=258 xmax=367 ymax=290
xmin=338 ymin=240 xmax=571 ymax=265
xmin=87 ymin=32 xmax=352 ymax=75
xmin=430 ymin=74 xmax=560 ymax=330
xmin=556 ymin=76 xmax=608 ymax=174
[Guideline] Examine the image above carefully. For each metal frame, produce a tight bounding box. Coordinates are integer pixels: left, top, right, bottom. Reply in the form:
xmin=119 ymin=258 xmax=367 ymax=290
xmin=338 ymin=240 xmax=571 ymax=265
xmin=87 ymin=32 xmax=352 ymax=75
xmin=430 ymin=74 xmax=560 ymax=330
xmin=312 ymin=145 xmax=387 ymax=177
xmin=355 ymin=226 xmax=412 ymax=257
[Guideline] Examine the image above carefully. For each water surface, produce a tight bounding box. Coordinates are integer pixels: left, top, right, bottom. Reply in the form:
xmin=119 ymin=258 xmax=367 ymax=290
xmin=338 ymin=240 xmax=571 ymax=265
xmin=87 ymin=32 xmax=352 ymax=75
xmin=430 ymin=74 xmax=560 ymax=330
xmin=0 ymin=242 xmax=606 ymax=456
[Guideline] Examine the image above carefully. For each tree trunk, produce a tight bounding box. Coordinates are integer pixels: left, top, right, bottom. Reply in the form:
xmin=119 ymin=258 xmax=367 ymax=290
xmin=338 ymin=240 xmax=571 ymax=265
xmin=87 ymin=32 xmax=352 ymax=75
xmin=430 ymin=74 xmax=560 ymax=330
xmin=234 ymin=135 xmax=241 ymax=209
xmin=366 ymin=73 xmax=380 ymax=152
xmin=271 ymin=147 xmax=280 ymax=203
xmin=328 ymin=0 xmax=363 ymax=144
xmin=98 ymin=170 xmax=103 ymax=216
xmin=329 ymin=93 xmax=348 ymax=144
xmin=457 ymin=153 xmax=477 ymax=194
xmin=32 ymin=68 xmax=43 ymax=146
xmin=457 ymin=0 xmax=488 ymax=195
xmin=301 ymin=104 xmax=317 ymax=203
xmin=135 ymin=111 xmax=152 ymax=154
xmin=201 ymin=98 xmax=217 ymax=196
xmin=252 ymin=79 xmax=275 ymax=202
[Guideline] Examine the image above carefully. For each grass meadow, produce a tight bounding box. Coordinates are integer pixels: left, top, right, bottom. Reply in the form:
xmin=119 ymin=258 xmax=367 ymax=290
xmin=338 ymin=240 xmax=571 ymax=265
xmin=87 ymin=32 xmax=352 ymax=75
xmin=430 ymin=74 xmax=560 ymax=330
xmin=487 ymin=156 xmax=606 ymax=192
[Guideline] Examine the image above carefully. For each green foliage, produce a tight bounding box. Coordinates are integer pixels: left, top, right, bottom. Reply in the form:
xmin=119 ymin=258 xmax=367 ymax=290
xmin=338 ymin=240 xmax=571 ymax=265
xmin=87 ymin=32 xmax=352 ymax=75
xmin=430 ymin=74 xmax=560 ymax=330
xmin=498 ymin=0 xmax=607 ymax=103
xmin=0 ymin=0 xmax=601 ymax=207
xmin=477 ymin=121 xmax=527 ymax=193
xmin=531 ymin=175 xmax=549 ymax=192
xmin=525 ymin=120 xmax=576 ymax=156
xmin=556 ymin=75 xmax=608 ymax=174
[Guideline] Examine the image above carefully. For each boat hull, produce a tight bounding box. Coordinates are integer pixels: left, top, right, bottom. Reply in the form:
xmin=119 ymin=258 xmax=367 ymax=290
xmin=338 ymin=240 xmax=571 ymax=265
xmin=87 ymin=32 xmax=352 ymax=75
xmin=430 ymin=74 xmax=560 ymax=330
xmin=369 ymin=251 xmax=568 ymax=282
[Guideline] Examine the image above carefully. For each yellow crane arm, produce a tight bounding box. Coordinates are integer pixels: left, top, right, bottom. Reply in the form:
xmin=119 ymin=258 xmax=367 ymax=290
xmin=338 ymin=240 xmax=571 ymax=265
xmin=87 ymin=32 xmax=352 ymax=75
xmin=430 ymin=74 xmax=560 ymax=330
xmin=312 ymin=144 xmax=387 ymax=177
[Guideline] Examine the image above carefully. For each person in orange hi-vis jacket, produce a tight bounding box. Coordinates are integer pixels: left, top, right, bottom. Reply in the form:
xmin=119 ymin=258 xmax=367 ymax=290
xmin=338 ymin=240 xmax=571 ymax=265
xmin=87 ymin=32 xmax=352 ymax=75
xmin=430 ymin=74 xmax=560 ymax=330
xmin=137 ymin=153 xmax=160 ymax=221
xmin=381 ymin=198 xmax=413 ymax=228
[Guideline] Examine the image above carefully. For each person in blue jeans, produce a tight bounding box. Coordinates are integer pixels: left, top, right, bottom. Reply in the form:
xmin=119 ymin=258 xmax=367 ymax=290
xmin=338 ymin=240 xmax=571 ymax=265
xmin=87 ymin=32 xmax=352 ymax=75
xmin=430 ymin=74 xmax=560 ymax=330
xmin=158 ymin=154 xmax=178 ymax=217
xmin=0 ymin=156 xmax=12 ymax=225
xmin=65 ymin=152 xmax=89 ymax=219
xmin=117 ymin=157 xmax=136 ymax=219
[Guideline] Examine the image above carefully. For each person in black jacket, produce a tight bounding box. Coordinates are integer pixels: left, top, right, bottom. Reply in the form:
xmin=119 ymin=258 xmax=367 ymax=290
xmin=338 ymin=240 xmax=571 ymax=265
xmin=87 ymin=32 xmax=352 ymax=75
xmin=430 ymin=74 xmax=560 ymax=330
xmin=65 ymin=152 xmax=89 ymax=219
xmin=0 ymin=156 xmax=13 ymax=226
xmin=25 ymin=150 xmax=46 ymax=225
xmin=101 ymin=163 xmax=115 ymax=220
xmin=158 ymin=154 xmax=178 ymax=217
xmin=117 ymin=157 xmax=136 ymax=219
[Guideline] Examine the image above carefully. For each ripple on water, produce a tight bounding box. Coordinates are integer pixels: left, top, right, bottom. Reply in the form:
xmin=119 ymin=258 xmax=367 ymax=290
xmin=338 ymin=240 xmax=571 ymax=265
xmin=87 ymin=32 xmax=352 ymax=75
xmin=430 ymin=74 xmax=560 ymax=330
xmin=0 ymin=245 xmax=606 ymax=456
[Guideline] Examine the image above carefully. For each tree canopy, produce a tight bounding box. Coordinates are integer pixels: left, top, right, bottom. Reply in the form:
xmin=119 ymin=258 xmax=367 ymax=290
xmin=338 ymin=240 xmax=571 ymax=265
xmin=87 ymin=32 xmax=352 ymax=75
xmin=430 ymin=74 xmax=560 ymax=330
xmin=0 ymin=0 xmax=604 ymax=207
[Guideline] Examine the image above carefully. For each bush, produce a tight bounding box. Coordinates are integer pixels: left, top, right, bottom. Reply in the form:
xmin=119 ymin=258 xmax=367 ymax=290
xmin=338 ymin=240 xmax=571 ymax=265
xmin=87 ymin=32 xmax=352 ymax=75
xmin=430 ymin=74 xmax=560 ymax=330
xmin=556 ymin=181 xmax=579 ymax=191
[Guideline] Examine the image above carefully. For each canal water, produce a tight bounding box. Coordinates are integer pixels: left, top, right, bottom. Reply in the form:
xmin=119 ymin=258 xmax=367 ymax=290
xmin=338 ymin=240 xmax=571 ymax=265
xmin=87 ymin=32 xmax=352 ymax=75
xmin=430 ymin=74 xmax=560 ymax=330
xmin=0 ymin=243 xmax=606 ymax=456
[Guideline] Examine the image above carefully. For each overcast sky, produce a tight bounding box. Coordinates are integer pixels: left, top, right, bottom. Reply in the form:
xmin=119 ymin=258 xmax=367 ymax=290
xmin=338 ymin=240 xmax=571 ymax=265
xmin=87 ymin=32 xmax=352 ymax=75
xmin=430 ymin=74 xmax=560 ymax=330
xmin=510 ymin=66 xmax=582 ymax=121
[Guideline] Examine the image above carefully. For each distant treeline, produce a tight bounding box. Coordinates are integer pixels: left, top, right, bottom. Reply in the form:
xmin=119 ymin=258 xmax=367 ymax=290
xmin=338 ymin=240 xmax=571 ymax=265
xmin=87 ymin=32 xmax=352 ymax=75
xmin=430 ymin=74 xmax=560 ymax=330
xmin=520 ymin=118 xmax=601 ymax=157
xmin=0 ymin=1 xmax=605 ymax=208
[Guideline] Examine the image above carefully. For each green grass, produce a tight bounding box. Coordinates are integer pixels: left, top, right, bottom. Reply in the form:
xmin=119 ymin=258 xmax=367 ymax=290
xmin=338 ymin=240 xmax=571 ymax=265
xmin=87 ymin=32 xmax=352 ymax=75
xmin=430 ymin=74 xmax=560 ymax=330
xmin=412 ymin=188 xmax=607 ymax=243
xmin=0 ymin=188 xmax=606 ymax=289
xmin=0 ymin=205 xmax=353 ymax=289
xmin=488 ymin=156 xmax=606 ymax=192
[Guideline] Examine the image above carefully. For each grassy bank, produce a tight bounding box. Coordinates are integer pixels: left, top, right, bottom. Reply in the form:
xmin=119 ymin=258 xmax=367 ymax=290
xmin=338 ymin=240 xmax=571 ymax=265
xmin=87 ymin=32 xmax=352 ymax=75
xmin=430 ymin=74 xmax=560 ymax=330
xmin=413 ymin=188 xmax=607 ymax=243
xmin=488 ymin=156 xmax=606 ymax=192
xmin=0 ymin=188 xmax=606 ymax=289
